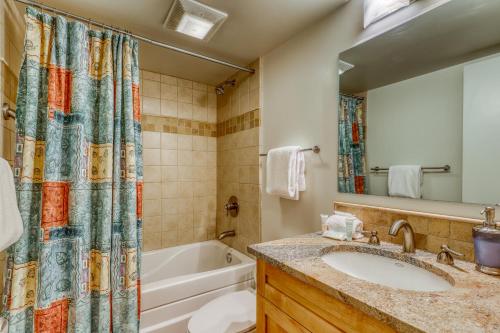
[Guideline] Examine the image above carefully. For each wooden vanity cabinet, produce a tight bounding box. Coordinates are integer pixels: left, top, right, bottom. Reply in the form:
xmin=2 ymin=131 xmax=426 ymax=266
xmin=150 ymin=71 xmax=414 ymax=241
xmin=256 ymin=260 xmax=396 ymax=333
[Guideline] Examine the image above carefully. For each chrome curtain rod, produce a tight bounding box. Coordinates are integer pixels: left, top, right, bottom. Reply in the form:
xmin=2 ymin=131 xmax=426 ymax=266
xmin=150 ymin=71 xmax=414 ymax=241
xmin=259 ymin=146 xmax=320 ymax=157
xmin=14 ymin=0 xmax=255 ymax=73
xmin=370 ymin=165 xmax=451 ymax=173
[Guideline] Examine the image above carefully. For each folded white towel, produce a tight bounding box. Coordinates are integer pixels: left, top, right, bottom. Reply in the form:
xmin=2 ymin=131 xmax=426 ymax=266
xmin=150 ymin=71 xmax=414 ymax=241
xmin=266 ymin=146 xmax=306 ymax=200
xmin=388 ymin=165 xmax=422 ymax=199
xmin=323 ymin=214 xmax=364 ymax=240
xmin=0 ymin=158 xmax=23 ymax=251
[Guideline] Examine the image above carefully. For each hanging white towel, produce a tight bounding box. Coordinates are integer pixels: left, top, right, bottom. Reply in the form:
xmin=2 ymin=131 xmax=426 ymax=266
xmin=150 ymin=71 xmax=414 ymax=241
xmin=0 ymin=158 xmax=23 ymax=252
xmin=266 ymin=146 xmax=306 ymax=200
xmin=388 ymin=165 xmax=422 ymax=199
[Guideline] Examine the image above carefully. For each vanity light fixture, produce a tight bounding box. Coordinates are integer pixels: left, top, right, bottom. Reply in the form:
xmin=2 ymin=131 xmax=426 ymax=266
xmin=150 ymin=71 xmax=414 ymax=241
xmin=164 ymin=0 xmax=228 ymax=40
xmin=338 ymin=60 xmax=355 ymax=75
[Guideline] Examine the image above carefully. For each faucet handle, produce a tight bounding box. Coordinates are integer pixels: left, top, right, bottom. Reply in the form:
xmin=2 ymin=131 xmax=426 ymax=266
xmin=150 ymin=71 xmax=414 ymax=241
xmin=362 ymin=230 xmax=380 ymax=246
xmin=437 ymin=244 xmax=464 ymax=265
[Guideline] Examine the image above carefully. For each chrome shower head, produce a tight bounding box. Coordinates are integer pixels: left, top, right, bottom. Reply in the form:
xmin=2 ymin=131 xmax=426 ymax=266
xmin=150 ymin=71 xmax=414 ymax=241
xmin=215 ymin=86 xmax=225 ymax=95
xmin=215 ymin=79 xmax=236 ymax=95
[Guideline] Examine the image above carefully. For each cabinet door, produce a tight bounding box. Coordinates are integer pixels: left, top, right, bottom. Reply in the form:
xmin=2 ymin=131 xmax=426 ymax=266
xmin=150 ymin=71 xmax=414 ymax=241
xmin=257 ymin=295 xmax=310 ymax=333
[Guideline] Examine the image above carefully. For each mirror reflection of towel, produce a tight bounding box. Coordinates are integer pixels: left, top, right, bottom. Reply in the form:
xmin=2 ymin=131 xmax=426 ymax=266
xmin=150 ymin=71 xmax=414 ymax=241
xmin=388 ymin=165 xmax=422 ymax=199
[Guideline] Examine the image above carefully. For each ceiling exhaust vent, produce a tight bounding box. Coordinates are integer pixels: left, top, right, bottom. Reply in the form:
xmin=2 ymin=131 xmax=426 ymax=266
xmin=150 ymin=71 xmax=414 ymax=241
xmin=164 ymin=0 xmax=228 ymax=41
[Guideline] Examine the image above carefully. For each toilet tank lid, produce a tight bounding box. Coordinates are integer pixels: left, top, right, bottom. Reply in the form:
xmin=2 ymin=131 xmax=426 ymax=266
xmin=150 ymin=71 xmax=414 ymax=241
xmin=188 ymin=290 xmax=256 ymax=333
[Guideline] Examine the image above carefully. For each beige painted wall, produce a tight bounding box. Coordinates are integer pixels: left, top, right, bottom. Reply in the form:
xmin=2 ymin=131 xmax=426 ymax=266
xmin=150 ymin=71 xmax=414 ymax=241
xmin=260 ymin=0 xmax=485 ymax=242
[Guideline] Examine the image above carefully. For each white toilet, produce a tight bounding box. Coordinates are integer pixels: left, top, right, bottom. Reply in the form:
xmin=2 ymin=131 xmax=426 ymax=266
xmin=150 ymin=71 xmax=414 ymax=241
xmin=187 ymin=289 xmax=256 ymax=333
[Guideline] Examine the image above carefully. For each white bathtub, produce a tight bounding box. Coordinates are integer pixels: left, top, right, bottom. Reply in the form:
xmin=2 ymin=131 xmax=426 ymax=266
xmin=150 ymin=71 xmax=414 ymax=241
xmin=140 ymin=240 xmax=255 ymax=333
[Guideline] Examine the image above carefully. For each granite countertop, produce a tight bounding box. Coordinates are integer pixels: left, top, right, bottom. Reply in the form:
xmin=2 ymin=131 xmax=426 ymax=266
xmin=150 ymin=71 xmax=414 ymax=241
xmin=248 ymin=233 xmax=500 ymax=333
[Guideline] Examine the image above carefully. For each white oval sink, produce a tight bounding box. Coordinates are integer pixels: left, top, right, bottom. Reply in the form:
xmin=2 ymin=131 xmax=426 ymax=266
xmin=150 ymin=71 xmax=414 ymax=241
xmin=322 ymin=251 xmax=452 ymax=292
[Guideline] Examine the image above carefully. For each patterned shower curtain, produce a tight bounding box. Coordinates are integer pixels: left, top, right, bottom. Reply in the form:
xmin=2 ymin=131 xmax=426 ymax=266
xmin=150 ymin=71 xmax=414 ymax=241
xmin=338 ymin=94 xmax=367 ymax=194
xmin=2 ymin=7 xmax=143 ymax=332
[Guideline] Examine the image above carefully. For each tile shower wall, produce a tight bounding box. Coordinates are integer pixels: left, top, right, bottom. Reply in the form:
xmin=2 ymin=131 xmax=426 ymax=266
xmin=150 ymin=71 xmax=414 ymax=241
xmin=141 ymin=70 xmax=218 ymax=251
xmin=0 ymin=0 xmax=24 ymax=294
xmin=216 ymin=60 xmax=262 ymax=255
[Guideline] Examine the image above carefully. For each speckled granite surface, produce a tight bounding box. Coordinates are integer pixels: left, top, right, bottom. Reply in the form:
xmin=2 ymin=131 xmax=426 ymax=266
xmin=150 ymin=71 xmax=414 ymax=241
xmin=248 ymin=233 xmax=500 ymax=333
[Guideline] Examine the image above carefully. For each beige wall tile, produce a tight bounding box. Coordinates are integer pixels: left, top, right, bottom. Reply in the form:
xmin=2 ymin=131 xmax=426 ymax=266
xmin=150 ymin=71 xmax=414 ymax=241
xmin=143 ymin=232 xmax=162 ymax=251
xmin=178 ymin=102 xmax=193 ymax=119
xmin=178 ymin=78 xmax=193 ymax=88
xmin=207 ymin=137 xmax=217 ymax=152
xmin=178 ymin=150 xmax=193 ymax=166
xmin=143 ymin=216 xmax=162 ymax=233
xmin=143 ymin=199 xmax=161 ymax=217
xmin=162 ymin=166 xmax=178 ymax=181
xmin=162 ymin=214 xmax=179 ymax=232
xmin=193 ymin=82 xmax=207 ymax=92
xmin=143 ymin=166 xmax=162 ymax=183
xmin=143 ymin=148 xmax=161 ymax=166
xmin=161 ymin=84 xmax=177 ymax=101
xmin=163 ymin=181 xmax=178 ymax=198
xmin=163 ymin=198 xmax=179 ymax=215
xmin=142 ymin=70 xmax=161 ymax=81
xmin=179 ymin=181 xmax=194 ymax=198
xmin=450 ymin=221 xmax=473 ymax=242
xmin=161 ymin=149 xmax=177 ymax=166
xmin=207 ymin=152 xmax=216 ymax=167
xmin=139 ymin=70 xmax=223 ymax=251
xmin=162 ymin=231 xmax=178 ymax=248
xmin=143 ymin=80 xmax=161 ymax=98
xmin=161 ymin=133 xmax=177 ymax=150
xmin=161 ymin=99 xmax=177 ymax=117
xmin=178 ymin=135 xmax=192 ymax=150
xmin=143 ymin=182 xmax=162 ymax=200
xmin=178 ymin=166 xmax=193 ymax=181
xmin=193 ymin=136 xmax=207 ymax=151
xmin=193 ymin=90 xmax=207 ymax=107
xmin=143 ymin=96 xmax=161 ymax=115
xmin=161 ymin=75 xmax=177 ymax=85
xmin=192 ymin=151 xmax=207 ymax=166
xmin=143 ymin=131 xmax=161 ymax=149
xmin=178 ymin=227 xmax=194 ymax=245
xmin=428 ymin=219 xmax=450 ymax=237
xmin=193 ymin=105 xmax=207 ymax=121
xmin=208 ymin=107 xmax=217 ymax=123
xmin=178 ymin=87 xmax=193 ymax=103
xmin=208 ymin=93 xmax=217 ymax=108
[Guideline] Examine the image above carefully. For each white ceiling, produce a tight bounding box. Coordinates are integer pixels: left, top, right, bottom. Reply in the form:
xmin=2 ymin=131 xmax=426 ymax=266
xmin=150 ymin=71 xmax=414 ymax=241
xmin=18 ymin=0 xmax=349 ymax=84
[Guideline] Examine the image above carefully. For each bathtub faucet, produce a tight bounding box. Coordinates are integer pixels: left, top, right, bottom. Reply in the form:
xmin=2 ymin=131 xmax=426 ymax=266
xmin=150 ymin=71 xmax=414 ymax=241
xmin=218 ymin=230 xmax=236 ymax=240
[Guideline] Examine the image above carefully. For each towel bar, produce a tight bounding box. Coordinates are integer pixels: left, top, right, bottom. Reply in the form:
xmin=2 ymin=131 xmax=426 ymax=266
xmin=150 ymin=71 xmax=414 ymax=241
xmin=370 ymin=165 xmax=451 ymax=173
xmin=259 ymin=145 xmax=320 ymax=157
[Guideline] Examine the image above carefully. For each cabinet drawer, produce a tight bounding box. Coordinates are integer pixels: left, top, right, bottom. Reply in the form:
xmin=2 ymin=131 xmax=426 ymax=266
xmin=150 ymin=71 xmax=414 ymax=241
xmin=257 ymin=260 xmax=396 ymax=333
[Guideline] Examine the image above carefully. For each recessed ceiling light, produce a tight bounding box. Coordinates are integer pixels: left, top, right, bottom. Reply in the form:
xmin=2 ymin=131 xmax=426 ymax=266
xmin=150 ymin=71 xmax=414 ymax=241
xmin=165 ymin=0 xmax=228 ymax=41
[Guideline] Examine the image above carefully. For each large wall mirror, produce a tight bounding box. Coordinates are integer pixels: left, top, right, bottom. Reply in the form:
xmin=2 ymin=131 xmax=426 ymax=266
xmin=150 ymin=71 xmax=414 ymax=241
xmin=338 ymin=0 xmax=500 ymax=205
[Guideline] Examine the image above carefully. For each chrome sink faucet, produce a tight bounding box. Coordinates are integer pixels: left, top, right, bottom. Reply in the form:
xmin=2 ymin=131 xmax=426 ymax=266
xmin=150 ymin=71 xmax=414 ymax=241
xmin=389 ymin=219 xmax=416 ymax=253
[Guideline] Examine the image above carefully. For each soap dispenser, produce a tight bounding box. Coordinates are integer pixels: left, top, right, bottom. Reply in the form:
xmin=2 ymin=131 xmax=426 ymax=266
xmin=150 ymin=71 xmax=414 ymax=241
xmin=473 ymin=206 xmax=500 ymax=275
